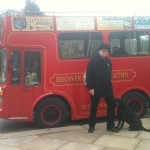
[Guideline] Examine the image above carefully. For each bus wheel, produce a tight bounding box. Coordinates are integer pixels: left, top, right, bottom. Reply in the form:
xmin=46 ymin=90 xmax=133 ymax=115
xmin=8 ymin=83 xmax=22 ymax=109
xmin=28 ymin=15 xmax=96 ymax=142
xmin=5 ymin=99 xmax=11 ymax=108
xmin=34 ymin=97 xmax=68 ymax=128
xmin=122 ymin=91 xmax=147 ymax=118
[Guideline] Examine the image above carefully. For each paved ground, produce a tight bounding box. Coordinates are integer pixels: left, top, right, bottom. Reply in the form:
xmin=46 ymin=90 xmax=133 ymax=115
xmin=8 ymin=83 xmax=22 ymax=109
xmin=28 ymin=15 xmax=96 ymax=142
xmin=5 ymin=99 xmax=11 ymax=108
xmin=0 ymin=118 xmax=150 ymax=150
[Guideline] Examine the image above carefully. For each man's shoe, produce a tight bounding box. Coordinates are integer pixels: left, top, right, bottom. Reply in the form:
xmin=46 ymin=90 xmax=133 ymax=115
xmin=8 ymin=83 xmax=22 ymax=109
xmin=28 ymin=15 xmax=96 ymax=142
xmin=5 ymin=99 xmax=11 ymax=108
xmin=107 ymin=127 xmax=119 ymax=132
xmin=88 ymin=127 xmax=94 ymax=133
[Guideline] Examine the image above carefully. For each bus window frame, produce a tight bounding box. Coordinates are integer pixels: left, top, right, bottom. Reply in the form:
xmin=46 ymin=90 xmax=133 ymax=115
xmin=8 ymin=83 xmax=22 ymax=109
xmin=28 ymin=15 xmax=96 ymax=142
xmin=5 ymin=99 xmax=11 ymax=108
xmin=58 ymin=32 xmax=103 ymax=59
xmin=24 ymin=51 xmax=41 ymax=87
xmin=109 ymin=31 xmax=150 ymax=57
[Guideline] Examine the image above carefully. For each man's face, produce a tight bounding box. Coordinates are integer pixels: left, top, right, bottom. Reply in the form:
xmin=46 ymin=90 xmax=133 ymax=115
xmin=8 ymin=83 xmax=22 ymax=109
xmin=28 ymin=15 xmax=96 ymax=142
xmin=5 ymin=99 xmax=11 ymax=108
xmin=99 ymin=49 xmax=109 ymax=58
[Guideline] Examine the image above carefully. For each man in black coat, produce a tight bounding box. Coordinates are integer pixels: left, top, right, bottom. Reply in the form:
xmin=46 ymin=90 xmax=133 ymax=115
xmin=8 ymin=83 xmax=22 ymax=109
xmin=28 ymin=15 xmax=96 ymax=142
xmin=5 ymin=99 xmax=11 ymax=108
xmin=86 ymin=44 xmax=119 ymax=133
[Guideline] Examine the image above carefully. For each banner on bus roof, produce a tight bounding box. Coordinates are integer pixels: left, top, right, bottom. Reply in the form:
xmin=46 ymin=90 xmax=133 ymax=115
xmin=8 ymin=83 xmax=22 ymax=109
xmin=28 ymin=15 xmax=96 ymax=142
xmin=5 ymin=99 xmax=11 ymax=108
xmin=134 ymin=16 xmax=150 ymax=29
xmin=11 ymin=17 xmax=54 ymax=31
xmin=96 ymin=17 xmax=133 ymax=30
xmin=56 ymin=17 xmax=95 ymax=30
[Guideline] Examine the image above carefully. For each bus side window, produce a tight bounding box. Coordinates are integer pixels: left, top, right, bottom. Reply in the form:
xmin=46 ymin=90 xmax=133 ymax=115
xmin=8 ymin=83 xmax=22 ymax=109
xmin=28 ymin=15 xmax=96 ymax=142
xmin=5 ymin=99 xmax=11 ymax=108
xmin=58 ymin=32 xmax=103 ymax=59
xmin=111 ymin=46 xmax=128 ymax=56
xmin=139 ymin=35 xmax=149 ymax=54
xmin=109 ymin=31 xmax=150 ymax=57
xmin=11 ymin=51 xmax=21 ymax=85
xmin=125 ymin=39 xmax=137 ymax=55
xmin=109 ymin=34 xmax=128 ymax=57
xmin=24 ymin=52 xmax=41 ymax=86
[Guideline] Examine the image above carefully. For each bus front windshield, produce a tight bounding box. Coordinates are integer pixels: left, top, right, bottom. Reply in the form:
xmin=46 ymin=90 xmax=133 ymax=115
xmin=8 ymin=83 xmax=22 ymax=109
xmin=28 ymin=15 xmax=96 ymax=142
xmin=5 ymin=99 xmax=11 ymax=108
xmin=0 ymin=50 xmax=6 ymax=83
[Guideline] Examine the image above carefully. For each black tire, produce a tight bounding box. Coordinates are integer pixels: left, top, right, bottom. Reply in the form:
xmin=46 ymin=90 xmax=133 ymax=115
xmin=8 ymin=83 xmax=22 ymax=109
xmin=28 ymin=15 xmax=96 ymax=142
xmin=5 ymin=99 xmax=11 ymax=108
xmin=34 ymin=97 xmax=68 ymax=128
xmin=122 ymin=91 xmax=147 ymax=118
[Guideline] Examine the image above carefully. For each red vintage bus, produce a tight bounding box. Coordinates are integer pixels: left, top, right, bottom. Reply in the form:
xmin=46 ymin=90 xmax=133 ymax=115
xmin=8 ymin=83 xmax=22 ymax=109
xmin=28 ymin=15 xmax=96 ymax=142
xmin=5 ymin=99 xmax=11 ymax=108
xmin=0 ymin=12 xmax=150 ymax=128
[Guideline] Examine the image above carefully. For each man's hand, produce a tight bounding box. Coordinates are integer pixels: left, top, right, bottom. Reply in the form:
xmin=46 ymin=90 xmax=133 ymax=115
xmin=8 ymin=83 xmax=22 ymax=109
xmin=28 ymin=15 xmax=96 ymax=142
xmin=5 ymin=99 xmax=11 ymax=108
xmin=89 ymin=89 xmax=94 ymax=96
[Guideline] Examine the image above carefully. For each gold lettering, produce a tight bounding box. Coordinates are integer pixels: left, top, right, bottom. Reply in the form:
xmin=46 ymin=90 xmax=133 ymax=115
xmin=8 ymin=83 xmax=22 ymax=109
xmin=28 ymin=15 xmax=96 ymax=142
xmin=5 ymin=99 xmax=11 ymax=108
xmin=56 ymin=77 xmax=60 ymax=84
xmin=82 ymin=105 xmax=90 ymax=110
xmin=112 ymin=73 xmax=117 ymax=79
xmin=69 ymin=76 xmax=74 ymax=82
xmin=82 ymin=104 xmax=107 ymax=110
xmin=78 ymin=76 xmax=82 ymax=82
xmin=112 ymin=72 xmax=128 ymax=79
xmin=55 ymin=75 xmax=83 ymax=84
xmin=61 ymin=76 xmax=65 ymax=83
xmin=124 ymin=72 xmax=128 ymax=78
xmin=75 ymin=76 xmax=78 ymax=82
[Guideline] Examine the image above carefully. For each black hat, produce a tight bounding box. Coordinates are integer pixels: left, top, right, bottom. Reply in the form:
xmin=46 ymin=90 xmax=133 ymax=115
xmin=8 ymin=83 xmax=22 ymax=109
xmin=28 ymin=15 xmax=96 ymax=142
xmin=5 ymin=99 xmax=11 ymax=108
xmin=97 ymin=44 xmax=110 ymax=51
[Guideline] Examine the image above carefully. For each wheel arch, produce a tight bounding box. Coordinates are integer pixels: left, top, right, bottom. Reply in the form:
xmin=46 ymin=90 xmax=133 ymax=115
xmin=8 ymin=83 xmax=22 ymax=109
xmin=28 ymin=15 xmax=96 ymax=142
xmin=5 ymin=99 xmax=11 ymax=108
xmin=33 ymin=94 xmax=71 ymax=119
xmin=119 ymin=88 xmax=150 ymax=103
xmin=118 ymin=89 xmax=149 ymax=118
xmin=28 ymin=92 xmax=74 ymax=122
xmin=123 ymin=89 xmax=149 ymax=99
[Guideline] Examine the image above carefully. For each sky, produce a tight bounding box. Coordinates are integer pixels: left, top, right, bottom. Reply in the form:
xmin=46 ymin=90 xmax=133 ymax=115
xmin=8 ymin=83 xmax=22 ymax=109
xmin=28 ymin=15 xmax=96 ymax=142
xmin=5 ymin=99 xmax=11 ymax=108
xmin=0 ymin=0 xmax=150 ymax=15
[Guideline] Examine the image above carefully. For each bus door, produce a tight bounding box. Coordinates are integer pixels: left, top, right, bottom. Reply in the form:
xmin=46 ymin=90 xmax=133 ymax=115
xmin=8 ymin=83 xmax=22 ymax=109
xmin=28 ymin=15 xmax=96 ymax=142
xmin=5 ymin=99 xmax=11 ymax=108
xmin=9 ymin=49 xmax=42 ymax=120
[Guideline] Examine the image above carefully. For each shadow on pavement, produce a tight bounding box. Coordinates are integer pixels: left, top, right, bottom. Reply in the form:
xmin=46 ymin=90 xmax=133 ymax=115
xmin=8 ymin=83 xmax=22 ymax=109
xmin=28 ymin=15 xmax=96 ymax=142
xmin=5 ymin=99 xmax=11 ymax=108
xmin=0 ymin=109 xmax=149 ymax=133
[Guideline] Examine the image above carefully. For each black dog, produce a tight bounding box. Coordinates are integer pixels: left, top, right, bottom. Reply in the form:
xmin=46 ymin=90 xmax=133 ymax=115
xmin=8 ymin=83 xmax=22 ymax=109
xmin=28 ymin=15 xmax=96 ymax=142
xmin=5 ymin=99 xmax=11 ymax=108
xmin=115 ymin=99 xmax=150 ymax=132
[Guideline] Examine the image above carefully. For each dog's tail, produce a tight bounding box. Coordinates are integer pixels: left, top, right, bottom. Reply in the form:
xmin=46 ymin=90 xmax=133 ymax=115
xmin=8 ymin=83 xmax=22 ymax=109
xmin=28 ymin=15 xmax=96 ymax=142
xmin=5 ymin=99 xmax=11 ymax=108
xmin=141 ymin=126 xmax=150 ymax=132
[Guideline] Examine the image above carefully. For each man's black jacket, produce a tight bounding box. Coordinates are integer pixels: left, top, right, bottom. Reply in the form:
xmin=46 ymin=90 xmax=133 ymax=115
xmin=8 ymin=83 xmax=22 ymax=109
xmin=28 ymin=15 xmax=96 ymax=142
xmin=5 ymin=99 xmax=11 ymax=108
xmin=86 ymin=54 xmax=113 ymax=98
